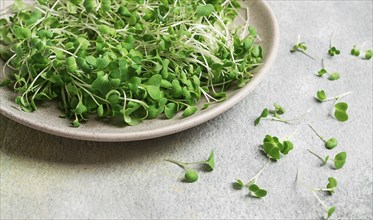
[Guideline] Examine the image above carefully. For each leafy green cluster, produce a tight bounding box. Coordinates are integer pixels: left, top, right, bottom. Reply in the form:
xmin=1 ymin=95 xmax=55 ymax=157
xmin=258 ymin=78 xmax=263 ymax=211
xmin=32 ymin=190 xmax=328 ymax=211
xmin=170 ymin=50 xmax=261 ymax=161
xmin=0 ymin=0 xmax=263 ymax=126
xmin=262 ymin=135 xmax=293 ymax=160
xmin=165 ymin=150 xmax=214 ymax=183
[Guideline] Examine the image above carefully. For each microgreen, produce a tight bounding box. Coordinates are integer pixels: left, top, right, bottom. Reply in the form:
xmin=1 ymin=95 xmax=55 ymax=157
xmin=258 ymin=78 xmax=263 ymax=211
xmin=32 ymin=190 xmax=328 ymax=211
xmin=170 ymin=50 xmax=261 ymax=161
xmin=165 ymin=150 xmax=215 ymax=183
xmin=0 ymin=0 xmax=263 ymax=126
xmin=261 ymin=135 xmax=294 ymax=160
xmin=296 ymin=171 xmax=337 ymax=219
xmin=316 ymin=59 xmax=340 ymax=81
xmin=255 ymin=103 xmax=310 ymax=125
xmin=234 ymin=160 xmax=269 ymax=198
xmin=308 ymin=124 xmax=338 ymax=149
xmin=290 ymin=35 xmax=315 ymax=60
xmin=351 ymin=45 xmax=360 ymax=56
xmin=365 ymin=49 xmax=372 ymax=60
xmin=315 ymin=90 xmax=352 ymax=102
xmin=307 ymin=149 xmax=347 ymax=169
xmin=328 ymin=32 xmax=340 ymax=56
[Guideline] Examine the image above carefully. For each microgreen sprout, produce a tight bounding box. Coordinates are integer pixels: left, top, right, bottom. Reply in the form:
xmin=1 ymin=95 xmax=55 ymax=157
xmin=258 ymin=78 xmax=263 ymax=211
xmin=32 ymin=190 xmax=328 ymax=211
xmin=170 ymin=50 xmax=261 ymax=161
xmin=315 ymin=90 xmax=352 ymax=102
xmin=328 ymin=32 xmax=340 ymax=56
xmin=261 ymin=135 xmax=294 ymax=160
xmin=165 ymin=150 xmax=215 ymax=183
xmin=255 ymin=103 xmax=311 ymax=125
xmin=316 ymin=59 xmax=340 ymax=81
xmin=308 ymin=124 xmax=338 ymax=149
xmin=296 ymin=171 xmax=337 ymax=219
xmin=307 ymin=149 xmax=347 ymax=169
xmin=290 ymin=35 xmax=315 ymax=60
xmin=365 ymin=49 xmax=372 ymax=60
xmin=234 ymin=159 xmax=269 ymax=198
xmin=351 ymin=45 xmax=360 ymax=56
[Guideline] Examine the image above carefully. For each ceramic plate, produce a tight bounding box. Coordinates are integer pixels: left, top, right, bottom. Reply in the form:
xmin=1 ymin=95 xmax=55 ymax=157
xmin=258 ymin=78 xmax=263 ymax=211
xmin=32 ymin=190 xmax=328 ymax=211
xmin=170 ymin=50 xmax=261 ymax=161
xmin=0 ymin=0 xmax=279 ymax=141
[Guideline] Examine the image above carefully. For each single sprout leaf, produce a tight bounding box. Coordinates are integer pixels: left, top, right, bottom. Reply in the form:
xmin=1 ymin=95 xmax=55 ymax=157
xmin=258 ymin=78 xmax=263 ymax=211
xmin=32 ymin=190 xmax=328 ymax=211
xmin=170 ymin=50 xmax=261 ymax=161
xmin=182 ymin=105 xmax=198 ymax=118
xmin=196 ymin=4 xmax=215 ymax=17
xmin=282 ymin=140 xmax=294 ymax=155
xmin=365 ymin=49 xmax=372 ymax=60
xmin=326 ymin=177 xmax=337 ymax=194
xmin=325 ymin=138 xmax=338 ymax=149
xmin=254 ymin=108 xmax=269 ymax=125
xmin=334 ymin=152 xmax=347 ymax=169
xmin=316 ymin=90 xmax=327 ymax=102
xmin=334 ymin=102 xmax=348 ymax=122
xmin=317 ymin=69 xmax=327 ymax=77
xmin=248 ymin=184 xmax=267 ymax=198
xmin=274 ymin=103 xmax=285 ymax=115
xmin=326 ymin=207 xmax=336 ymax=220
xmin=204 ymin=150 xmax=215 ymax=171
xmin=233 ymin=179 xmax=245 ymax=189
xmin=184 ymin=169 xmax=198 ymax=183
xmin=328 ymin=72 xmax=340 ymax=81
xmin=351 ymin=46 xmax=360 ymax=56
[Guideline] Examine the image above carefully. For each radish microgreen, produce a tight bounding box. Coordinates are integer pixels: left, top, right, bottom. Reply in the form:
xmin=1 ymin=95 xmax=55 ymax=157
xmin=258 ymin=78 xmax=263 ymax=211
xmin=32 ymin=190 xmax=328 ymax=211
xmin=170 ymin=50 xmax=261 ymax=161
xmin=165 ymin=150 xmax=214 ymax=183
xmin=234 ymin=160 xmax=269 ymax=198
xmin=328 ymin=32 xmax=340 ymax=56
xmin=261 ymin=135 xmax=294 ymax=160
xmin=365 ymin=49 xmax=372 ymax=60
xmin=351 ymin=45 xmax=360 ymax=56
xmin=307 ymin=149 xmax=347 ymax=169
xmin=290 ymin=35 xmax=315 ymax=60
xmin=308 ymin=124 xmax=338 ymax=149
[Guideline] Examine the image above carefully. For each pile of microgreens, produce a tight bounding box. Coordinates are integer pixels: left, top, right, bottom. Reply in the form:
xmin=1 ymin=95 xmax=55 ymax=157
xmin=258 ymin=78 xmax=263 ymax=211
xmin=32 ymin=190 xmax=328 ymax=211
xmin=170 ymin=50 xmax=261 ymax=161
xmin=165 ymin=150 xmax=214 ymax=183
xmin=0 ymin=0 xmax=263 ymax=127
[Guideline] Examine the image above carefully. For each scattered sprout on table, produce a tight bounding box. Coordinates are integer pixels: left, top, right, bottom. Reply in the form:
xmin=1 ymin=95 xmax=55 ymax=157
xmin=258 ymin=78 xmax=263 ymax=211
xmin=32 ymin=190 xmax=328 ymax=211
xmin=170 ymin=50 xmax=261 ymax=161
xmin=308 ymin=124 xmax=338 ymax=149
xmin=307 ymin=149 xmax=347 ymax=169
xmin=328 ymin=32 xmax=340 ymax=56
xmin=290 ymin=34 xmax=315 ymax=60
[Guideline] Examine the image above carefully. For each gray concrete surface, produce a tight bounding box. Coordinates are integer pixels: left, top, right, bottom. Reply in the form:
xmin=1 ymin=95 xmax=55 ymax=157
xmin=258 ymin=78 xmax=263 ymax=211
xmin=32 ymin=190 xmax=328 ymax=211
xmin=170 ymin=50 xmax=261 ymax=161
xmin=0 ymin=1 xmax=372 ymax=219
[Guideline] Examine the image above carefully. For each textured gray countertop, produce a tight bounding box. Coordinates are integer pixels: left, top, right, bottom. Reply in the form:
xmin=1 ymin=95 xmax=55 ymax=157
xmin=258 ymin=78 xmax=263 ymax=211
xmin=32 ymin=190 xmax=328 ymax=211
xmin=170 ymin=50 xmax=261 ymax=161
xmin=0 ymin=1 xmax=372 ymax=219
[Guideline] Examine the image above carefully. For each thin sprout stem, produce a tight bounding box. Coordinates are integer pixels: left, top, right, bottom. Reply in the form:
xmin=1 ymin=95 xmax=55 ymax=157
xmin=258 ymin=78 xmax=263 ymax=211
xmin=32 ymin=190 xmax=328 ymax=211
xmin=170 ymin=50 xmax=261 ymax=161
xmin=300 ymin=50 xmax=316 ymax=60
xmin=164 ymin=159 xmax=187 ymax=170
xmin=312 ymin=191 xmax=328 ymax=210
xmin=307 ymin=149 xmax=325 ymax=162
xmin=248 ymin=159 xmax=270 ymax=183
xmin=323 ymin=91 xmax=353 ymax=102
xmin=308 ymin=124 xmax=326 ymax=142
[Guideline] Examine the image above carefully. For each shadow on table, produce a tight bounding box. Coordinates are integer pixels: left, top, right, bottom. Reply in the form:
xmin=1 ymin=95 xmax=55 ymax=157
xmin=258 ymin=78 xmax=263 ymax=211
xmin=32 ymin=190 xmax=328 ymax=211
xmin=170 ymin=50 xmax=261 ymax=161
xmin=0 ymin=114 xmax=203 ymax=165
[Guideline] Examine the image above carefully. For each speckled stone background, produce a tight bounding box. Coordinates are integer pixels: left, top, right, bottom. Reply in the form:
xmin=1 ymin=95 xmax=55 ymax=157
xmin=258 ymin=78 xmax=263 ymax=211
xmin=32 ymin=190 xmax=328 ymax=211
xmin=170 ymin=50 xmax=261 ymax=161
xmin=0 ymin=1 xmax=372 ymax=219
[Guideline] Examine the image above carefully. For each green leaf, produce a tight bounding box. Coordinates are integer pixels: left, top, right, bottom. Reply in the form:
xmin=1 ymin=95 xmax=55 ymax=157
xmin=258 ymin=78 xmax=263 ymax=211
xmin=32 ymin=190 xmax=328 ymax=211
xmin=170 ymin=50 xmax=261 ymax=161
xmin=317 ymin=69 xmax=327 ymax=77
xmin=74 ymin=101 xmax=87 ymax=114
xmin=196 ymin=4 xmax=215 ymax=17
xmin=351 ymin=46 xmax=360 ymax=56
xmin=204 ymin=150 xmax=214 ymax=171
xmin=0 ymin=79 xmax=11 ymax=87
xmin=145 ymin=85 xmax=161 ymax=100
xmin=334 ymin=102 xmax=348 ymax=122
xmin=182 ymin=105 xmax=198 ymax=118
xmin=14 ymin=26 xmax=31 ymax=39
xmin=184 ymin=169 xmax=198 ymax=183
xmin=233 ymin=179 xmax=245 ymax=189
xmin=365 ymin=49 xmax=372 ymax=60
xmin=326 ymin=207 xmax=336 ymax=220
xmin=281 ymin=140 xmax=294 ymax=155
xmin=316 ymin=90 xmax=326 ymax=102
xmin=334 ymin=152 xmax=347 ymax=169
xmin=254 ymin=108 xmax=269 ymax=126
xmin=326 ymin=177 xmax=337 ymax=193
xmin=96 ymin=57 xmax=110 ymax=70
xmin=248 ymin=184 xmax=267 ymax=198
xmin=164 ymin=103 xmax=177 ymax=119
xmin=262 ymin=135 xmax=283 ymax=160
xmin=325 ymin=138 xmax=338 ymax=149
xmin=328 ymin=72 xmax=340 ymax=81
xmin=274 ymin=103 xmax=285 ymax=115
xmin=91 ymin=74 xmax=112 ymax=95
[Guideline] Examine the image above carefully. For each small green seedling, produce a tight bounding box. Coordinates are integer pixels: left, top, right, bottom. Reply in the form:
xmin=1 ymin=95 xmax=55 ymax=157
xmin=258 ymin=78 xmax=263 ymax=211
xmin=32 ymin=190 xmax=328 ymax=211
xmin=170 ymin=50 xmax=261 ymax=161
xmin=328 ymin=32 xmax=340 ymax=56
xmin=333 ymin=102 xmax=349 ymax=122
xmin=317 ymin=59 xmax=328 ymax=77
xmin=307 ymin=149 xmax=347 ymax=169
xmin=234 ymin=160 xmax=269 ymax=198
xmin=351 ymin=45 xmax=360 ymax=56
xmin=316 ymin=59 xmax=340 ymax=81
xmin=262 ymin=135 xmax=294 ymax=160
xmin=309 ymin=177 xmax=338 ymax=195
xmin=255 ymin=103 xmax=310 ymax=125
xmin=365 ymin=49 xmax=372 ymax=60
xmin=308 ymin=124 xmax=338 ymax=149
xmin=165 ymin=150 xmax=215 ymax=183
xmin=296 ymin=171 xmax=337 ymax=220
xmin=290 ymin=35 xmax=315 ymax=60
xmin=315 ymin=90 xmax=352 ymax=102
